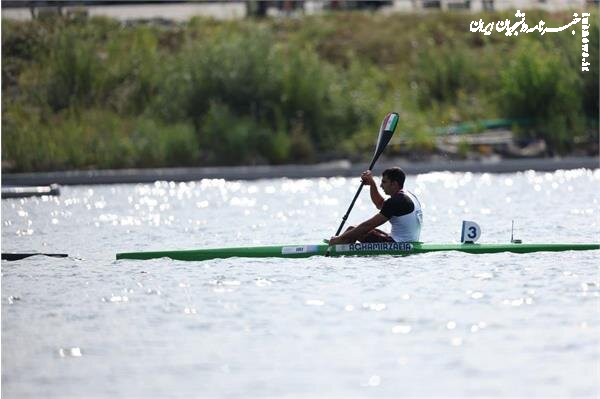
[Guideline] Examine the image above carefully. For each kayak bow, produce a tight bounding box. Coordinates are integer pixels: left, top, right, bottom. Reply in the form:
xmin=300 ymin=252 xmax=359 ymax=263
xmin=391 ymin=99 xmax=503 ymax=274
xmin=116 ymin=242 xmax=599 ymax=261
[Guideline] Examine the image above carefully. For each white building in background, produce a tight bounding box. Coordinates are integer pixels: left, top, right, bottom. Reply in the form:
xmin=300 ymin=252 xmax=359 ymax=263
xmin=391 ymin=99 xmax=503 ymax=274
xmin=305 ymin=0 xmax=591 ymax=12
xmin=1 ymin=0 xmax=594 ymax=21
xmin=1 ymin=2 xmax=247 ymax=21
xmin=385 ymin=0 xmax=589 ymax=12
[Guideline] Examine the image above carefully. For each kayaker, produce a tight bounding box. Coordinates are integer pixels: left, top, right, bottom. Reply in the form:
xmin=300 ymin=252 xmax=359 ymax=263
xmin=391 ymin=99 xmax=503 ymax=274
xmin=328 ymin=167 xmax=422 ymax=244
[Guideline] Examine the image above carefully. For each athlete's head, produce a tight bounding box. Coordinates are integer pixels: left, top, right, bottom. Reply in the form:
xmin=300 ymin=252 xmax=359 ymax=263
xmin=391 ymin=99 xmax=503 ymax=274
xmin=382 ymin=167 xmax=406 ymax=189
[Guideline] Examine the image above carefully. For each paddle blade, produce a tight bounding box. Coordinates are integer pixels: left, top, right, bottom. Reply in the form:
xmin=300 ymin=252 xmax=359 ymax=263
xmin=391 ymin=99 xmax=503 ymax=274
xmin=370 ymin=112 xmax=399 ymax=169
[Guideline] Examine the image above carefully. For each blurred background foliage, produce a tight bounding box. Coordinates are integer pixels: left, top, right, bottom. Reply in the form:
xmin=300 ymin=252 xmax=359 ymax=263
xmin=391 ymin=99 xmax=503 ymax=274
xmin=2 ymin=10 xmax=598 ymax=171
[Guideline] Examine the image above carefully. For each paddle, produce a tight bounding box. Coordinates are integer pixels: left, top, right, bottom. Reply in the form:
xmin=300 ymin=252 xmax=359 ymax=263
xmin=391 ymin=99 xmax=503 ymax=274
xmin=1 ymin=253 xmax=68 ymax=261
xmin=325 ymin=112 xmax=399 ymax=256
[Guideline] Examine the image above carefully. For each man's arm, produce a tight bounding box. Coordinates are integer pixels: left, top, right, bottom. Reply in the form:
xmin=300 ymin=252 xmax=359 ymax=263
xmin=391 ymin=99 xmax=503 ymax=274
xmin=329 ymin=213 xmax=388 ymax=245
xmin=362 ymin=171 xmax=385 ymax=209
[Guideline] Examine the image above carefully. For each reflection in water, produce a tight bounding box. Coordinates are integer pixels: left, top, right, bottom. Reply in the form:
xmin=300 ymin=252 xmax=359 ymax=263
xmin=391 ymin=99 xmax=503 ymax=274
xmin=58 ymin=347 xmax=82 ymax=358
xmin=1 ymin=170 xmax=599 ymax=397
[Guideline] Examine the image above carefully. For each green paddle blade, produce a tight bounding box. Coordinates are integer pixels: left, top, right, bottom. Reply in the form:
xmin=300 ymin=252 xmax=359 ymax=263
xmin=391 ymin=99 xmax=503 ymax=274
xmin=370 ymin=112 xmax=399 ymax=169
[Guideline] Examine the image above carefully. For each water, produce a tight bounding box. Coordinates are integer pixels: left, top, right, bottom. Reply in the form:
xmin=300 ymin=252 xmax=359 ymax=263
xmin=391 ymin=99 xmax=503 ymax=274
xmin=2 ymin=169 xmax=599 ymax=398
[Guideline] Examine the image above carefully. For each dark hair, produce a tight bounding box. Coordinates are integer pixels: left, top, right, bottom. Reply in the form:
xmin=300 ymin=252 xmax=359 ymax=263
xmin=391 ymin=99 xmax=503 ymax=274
xmin=382 ymin=167 xmax=406 ymax=188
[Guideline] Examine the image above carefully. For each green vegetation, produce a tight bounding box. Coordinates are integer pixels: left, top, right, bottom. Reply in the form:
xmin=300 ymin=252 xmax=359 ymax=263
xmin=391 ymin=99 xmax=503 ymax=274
xmin=2 ymin=10 xmax=598 ymax=172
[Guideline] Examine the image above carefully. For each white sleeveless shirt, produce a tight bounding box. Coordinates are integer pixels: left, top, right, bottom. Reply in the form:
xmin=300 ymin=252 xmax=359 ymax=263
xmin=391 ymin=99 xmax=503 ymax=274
xmin=387 ymin=190 xmax=423 ymax=242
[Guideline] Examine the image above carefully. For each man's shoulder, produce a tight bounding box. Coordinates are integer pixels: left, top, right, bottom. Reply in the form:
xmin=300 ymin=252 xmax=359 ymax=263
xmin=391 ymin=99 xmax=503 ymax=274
xmin=386 ymin=192 xmax=413 ymax=204
xmin=381 ymin=192 xmax=415 ymax=216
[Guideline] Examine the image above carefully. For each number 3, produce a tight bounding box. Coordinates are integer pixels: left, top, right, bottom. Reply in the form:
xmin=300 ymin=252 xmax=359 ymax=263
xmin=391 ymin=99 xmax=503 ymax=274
xmin=468 ymin=226 xmax=477 ymax=239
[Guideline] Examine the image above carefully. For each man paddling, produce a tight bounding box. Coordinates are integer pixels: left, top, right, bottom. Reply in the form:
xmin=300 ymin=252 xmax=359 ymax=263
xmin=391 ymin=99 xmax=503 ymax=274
xmin=329 ymin=167 xmax=422 ymax=245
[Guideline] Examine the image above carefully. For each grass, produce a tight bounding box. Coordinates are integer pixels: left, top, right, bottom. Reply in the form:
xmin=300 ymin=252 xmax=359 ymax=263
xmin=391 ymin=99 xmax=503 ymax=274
xmin=2 ymin=10 xmax=598 ymax=171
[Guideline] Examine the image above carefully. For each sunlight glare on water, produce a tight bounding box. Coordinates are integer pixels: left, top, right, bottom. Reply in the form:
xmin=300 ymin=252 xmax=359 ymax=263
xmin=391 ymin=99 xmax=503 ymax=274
xmin=2 ymin=170 xmax=599 ymax=398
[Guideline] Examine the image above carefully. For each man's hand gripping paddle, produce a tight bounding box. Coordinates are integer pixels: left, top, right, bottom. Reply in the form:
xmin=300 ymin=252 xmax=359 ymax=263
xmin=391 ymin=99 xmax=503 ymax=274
xmin=325 ymin=112 xmax=399 ymax=256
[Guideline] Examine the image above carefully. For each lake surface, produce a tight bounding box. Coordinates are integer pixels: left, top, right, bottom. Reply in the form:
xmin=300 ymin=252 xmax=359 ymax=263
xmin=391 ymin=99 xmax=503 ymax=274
xmin=2 ymin=169 xmax=599 ymax=398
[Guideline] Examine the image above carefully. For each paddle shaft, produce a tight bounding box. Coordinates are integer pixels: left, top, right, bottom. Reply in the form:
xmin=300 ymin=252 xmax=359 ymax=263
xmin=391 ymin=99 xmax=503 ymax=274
xmin=333 ymin=156 xmax=381 ymax=236
xmin=334 ymin=185 xmax=364 ymax=236
xmin=325 ymin=112 xmax=398 ymax=256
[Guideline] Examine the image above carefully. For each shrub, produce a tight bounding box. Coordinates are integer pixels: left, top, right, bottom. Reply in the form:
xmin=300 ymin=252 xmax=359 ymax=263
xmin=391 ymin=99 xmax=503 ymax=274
xmin=2 ymin=11 xmax=596 ymax=171
xmin=412 ymin=42 xmax=479 ymax=107
xmin=152 ymin=25 xmax=377 ymax=163
xmin=1 ymin=20 xmax=49 ymax=91
xmin=101 ymin=26 xmax=162 ymax=114
xmin=45 ymin=31 xmax=101 ymax=111
xmin=1 ymin=104 xmax=199 ymax=171
xmin=132 ymin=117 xmax=199 ymax=167
xmin=498 ymin=39 xmax=584 ymax=154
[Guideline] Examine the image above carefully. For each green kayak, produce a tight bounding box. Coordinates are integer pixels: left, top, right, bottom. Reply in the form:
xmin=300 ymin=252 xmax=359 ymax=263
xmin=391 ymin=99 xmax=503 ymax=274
xmin=116 ymin=242 xmax=600 ymax=261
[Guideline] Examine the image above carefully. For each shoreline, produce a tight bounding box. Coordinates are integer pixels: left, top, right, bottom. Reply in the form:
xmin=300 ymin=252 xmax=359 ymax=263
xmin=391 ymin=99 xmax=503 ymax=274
xmin=2 ymin=156 xmax=598 ymax=187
